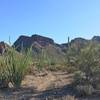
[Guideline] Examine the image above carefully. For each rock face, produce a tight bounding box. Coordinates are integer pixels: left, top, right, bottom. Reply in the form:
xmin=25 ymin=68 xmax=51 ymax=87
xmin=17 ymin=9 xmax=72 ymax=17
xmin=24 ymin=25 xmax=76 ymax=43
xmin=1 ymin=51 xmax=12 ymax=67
xmin=70 ymin=38 xmax=88 ymax=49
xmin=61 ymin=38 xmax=88 ymax=53
xmin=13 ymin=34 xmax=54 ymax=52
xmin=13 ymin=34 xmax=66 ymax=63
xmin=0 ymin=41 xmax=6 ymax=55
xmin=13 ymin=34 xmax=100 ymax=52
xmin=31 ymin=35 xmax=54 ymax=46
xmin=13 ymin=34 xmax=100 ymax=60
xmin=92 ymin=36 xmax=100 ymax=42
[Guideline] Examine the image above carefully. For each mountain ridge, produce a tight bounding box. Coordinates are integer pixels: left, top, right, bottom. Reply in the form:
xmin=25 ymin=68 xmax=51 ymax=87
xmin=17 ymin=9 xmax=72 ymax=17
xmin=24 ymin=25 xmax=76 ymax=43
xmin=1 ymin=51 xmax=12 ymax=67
xmin=1 ymin=34 xmax=100 ymax=63
xmin=13 ymin=34 xmax=100 ymax=52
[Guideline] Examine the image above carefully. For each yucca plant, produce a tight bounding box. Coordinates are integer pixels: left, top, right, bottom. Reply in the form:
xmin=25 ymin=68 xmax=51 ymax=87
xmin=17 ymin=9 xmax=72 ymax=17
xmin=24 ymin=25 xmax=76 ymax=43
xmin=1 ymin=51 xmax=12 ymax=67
xmin=0 ymin=56 xmax=10 ymax=88
xmin=8 ymin=48 xmax=32 ymax=88
xmin=0 ymin=47 xmax=32 ymax=88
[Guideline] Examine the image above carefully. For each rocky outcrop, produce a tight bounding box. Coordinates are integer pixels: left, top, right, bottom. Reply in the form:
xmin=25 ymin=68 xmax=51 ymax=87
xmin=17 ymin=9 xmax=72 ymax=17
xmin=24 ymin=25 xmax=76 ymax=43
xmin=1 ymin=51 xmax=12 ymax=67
xmin=13 ymin=34 xmax=100 ymax=59
xmin=13 ymin=34 xmax=54 ymax=52
xmin=31 ymin=34 xmax=54 ymax=46
xmin=13 ymin=34 xmax=66 ymax=63
xmin=0 ymin=41 xmax=6 ymax=55
xmin=70 ymin=38 xmax=88 ymax=49
xmin=92 ymin=36 xmax=100 ymax=42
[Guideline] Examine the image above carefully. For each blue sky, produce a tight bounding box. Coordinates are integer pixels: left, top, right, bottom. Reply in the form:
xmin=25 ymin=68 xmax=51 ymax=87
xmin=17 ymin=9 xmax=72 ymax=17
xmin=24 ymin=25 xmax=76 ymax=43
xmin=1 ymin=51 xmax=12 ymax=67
xmin=0 ymin=0 xmax=100 ymax=44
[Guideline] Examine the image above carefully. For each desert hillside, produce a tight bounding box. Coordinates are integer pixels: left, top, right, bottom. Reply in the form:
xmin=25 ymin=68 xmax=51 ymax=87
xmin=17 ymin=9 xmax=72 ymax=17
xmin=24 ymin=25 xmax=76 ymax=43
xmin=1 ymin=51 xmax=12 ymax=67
xmin=0 ymin=35 xmax=100 ymax=100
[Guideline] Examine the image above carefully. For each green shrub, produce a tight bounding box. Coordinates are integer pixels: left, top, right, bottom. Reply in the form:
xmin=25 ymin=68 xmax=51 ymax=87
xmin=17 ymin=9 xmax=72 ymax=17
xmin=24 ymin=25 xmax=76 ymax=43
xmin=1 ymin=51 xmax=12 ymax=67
xmin=74 ymin=71 xmax=86 ymax=85
xmin=73 ymin=43 xmax=100 ymax=95
xmin=35 ymin=49 xmax=47 ymax=71
xmin=9 ymin=48 xmax=32 ymax=88
xmin=76 ymin=84 xmax=94 ymax=96
xmin=0 ymin=56 xmax=10 ymax=88
xmin=0 ymin=48 xmax=32 ymax=88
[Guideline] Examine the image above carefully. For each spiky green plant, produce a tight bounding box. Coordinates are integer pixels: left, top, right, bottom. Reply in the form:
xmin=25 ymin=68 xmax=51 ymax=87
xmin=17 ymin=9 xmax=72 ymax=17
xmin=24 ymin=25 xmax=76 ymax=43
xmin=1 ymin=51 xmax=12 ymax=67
xmin=0 ymin=56 xmax=10 ymax=88
xmin=36 ymin=48 xmax=49 ymax=71
xmin=8 ymin=48 xmax=32 ymax=88
xmin=0 ymin=47 xmax=32 ymax=88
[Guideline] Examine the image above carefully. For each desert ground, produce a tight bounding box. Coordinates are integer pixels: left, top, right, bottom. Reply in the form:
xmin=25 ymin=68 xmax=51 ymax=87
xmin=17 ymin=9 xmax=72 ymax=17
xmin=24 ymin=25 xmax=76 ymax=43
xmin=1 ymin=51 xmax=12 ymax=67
xmin=0 ymin=71 xmax=100 ymax=100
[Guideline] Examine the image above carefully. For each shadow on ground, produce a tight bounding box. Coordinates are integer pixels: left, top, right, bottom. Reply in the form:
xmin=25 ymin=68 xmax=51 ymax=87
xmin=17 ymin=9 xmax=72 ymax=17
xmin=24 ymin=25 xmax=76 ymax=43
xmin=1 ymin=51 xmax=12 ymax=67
xmin=0 ymin=85 xmax=100 ymax=100
xmin=0 ymin=87 xmax=37 ymax=100
xmin=0 ymin=84 xmax=76 ymax=100
xmin=34 ymin=84 xmax=76 ymax=100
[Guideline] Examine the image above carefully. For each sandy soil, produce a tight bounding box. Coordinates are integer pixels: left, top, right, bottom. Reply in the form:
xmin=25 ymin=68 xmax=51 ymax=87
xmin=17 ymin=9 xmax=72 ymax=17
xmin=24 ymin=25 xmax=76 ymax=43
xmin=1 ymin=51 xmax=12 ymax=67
xmin=0 ymin=71 xmax=100 ymax=100
xmin=22 ymin=71 xmax=73 ymax=91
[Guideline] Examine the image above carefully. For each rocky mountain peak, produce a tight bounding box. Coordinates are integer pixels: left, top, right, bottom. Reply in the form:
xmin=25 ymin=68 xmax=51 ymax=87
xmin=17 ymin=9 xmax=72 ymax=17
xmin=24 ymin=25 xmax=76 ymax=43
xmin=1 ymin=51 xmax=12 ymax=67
xmin=13 ymin=34 xmax=55 ymax=51
xmin=92 ymin=36 xmax=100 ymax=42
xmin=31 ymin=34 xmax=54 ymax=46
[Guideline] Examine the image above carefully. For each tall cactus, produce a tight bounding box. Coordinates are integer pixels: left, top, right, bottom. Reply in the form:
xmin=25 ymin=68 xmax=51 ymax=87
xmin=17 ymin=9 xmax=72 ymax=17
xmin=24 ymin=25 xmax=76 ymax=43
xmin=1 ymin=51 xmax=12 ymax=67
xmin=68 ymin=36 xmax=70 ymax=49
xmin=67 ymin=36 xmax=70 ymax=63
xmin=9 ymin=36 xmax=11 ymax=46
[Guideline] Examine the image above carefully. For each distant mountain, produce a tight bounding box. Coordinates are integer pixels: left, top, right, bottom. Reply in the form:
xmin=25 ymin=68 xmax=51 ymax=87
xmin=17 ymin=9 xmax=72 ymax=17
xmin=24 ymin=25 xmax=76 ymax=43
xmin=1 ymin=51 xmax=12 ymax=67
xmin=92 ymin=36 xmax=100 ymax=43
xmin=0 ymin=34 xmax=100 ymax=64
xmin=13 ymin=34 xmax=100 ymax=62
xmin=13 ymin=34 xmax=66 ymax=63
xmin=13 ymin=34 xmax=54 ymax=51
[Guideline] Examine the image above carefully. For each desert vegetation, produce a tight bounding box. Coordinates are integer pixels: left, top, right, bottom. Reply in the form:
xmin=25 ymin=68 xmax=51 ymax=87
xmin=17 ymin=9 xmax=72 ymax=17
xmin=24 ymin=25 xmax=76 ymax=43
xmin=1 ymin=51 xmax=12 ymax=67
xmin=0 ymin=48 xmax=32 ymax=88
xmin=73 ymin=43 xmax=100 ymax=96
xmin=0 ymin=35 xmax=100 ymax=100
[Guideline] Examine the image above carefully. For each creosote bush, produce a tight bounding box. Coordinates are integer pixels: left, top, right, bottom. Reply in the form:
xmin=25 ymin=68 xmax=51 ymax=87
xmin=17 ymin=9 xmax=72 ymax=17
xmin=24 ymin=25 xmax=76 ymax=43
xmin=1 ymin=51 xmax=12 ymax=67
xmin=73 ymin=43 xmax=100 ymax=96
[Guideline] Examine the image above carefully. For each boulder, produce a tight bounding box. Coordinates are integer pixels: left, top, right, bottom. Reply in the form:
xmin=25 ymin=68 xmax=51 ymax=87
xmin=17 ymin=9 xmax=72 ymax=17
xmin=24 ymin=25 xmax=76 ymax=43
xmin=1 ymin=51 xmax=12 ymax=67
xmin=0 ymin=42 xmax=6 ymax=55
